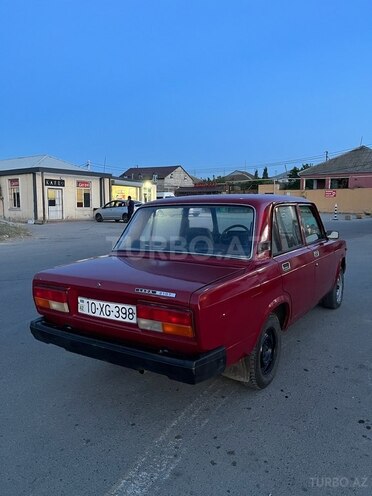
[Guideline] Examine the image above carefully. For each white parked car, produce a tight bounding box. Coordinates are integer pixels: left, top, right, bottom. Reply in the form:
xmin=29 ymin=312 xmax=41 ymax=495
xmin=94 ymin=200 xmax=142 ymax=222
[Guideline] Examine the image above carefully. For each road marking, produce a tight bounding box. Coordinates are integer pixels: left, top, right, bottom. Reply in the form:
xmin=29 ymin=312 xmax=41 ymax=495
xmin=104 ymin=381 xmax=232 ymax=496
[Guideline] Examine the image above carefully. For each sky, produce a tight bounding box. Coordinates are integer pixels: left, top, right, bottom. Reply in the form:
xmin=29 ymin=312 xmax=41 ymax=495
xmin=0 ymin=0 xmax=371 ymax=178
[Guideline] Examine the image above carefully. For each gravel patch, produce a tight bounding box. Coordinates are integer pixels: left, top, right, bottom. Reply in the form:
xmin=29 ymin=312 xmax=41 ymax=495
xmin=0 ymin=221 xmax=31 ymax=241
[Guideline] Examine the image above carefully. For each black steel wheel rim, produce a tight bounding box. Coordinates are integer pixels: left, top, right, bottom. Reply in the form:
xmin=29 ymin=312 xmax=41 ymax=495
xmin=260 ymin=328 xmax=276 ymax=375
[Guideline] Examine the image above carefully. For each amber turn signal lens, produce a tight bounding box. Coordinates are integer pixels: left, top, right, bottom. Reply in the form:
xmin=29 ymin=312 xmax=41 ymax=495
xmin=137 ymin=304 xmax=194 ymax=338
xmin=162 ymin=323 xmax=194 ymax=338
xmin=33 ymin=286 xmax=69 ymax=313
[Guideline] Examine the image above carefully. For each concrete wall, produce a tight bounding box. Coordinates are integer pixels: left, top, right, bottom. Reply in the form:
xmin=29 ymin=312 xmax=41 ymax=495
xmin=258 ymin=184 xmax=372 ymax=214
xmin=0 ymin=173 xmax=34 ymax=222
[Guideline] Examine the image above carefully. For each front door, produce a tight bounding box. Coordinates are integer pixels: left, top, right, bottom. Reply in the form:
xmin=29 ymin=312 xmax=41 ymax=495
xmin=48 ymin=189 xmax=63 ymax=220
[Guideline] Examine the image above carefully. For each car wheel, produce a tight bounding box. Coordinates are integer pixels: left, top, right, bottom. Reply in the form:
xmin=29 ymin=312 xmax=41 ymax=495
xmin=122 ymin=213 xmax=129 ymax=223
xmin=95 ymin=213 xmax=103 ymax=222
xmin=321 ymin=268 xmax=344 ymax=309
xmin=246 ymin=314 xmax=281 ymax=390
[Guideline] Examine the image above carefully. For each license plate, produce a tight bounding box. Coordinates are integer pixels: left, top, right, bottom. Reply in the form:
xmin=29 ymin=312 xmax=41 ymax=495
xmin=78 ymin=297 xmax=137 ymax=324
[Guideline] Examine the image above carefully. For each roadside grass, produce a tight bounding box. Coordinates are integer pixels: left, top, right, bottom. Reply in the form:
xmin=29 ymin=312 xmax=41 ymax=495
xmin=0 ymin=221 xmax=31 ymax=241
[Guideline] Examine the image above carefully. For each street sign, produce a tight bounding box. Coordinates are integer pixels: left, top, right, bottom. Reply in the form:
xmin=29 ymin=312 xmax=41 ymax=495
xmin=325 ymin=190 xmax=336 ymax=198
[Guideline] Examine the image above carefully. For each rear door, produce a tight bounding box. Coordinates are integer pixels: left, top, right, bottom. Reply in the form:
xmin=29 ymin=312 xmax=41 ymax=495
xmin=112 ymin=201 xmax=127 ymax=221
xmin=298 ymin=204 xmax=336 ymax=301
xmin=272 ymin=204 xmax=316 ymax=321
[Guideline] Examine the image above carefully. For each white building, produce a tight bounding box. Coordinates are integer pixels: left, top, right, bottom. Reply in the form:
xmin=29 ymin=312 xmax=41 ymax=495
xmin=0 ymin=155 xmax=112 ymax=222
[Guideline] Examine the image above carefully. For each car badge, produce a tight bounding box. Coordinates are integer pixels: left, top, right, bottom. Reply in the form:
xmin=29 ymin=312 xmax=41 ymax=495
xmin=135 ymin=288 xmax=176 ymax=298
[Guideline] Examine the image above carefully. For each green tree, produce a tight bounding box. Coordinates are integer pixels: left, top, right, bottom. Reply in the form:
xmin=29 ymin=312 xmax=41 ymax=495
xmin=254 ymin=169 xmax=259 ymax=179
xmin=262 ymin=167 xmax=269 ymax=179
xmin=286 ymin=166 xmax=301 ymax=189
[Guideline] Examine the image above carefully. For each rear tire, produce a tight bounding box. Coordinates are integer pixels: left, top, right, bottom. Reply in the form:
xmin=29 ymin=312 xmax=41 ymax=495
xmin=321 ymin=268 xmax=344 ymax=309
xmin=247 ymin=314 xmax=281 ymax=390
xmin=95 ymin=213 xmax=103 ymax=222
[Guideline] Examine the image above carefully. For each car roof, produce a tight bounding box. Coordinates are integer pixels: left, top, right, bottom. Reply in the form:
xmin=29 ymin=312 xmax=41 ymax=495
xmin=146 ymin=194 xmax=312 ymax=208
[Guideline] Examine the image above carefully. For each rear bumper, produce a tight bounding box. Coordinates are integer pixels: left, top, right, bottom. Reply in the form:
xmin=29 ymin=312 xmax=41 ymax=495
xmin=30 ymin=318 xmax=226 ymax=385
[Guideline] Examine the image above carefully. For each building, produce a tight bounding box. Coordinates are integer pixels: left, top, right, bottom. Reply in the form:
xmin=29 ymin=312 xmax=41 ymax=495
xmin=121 ymin=165 xmax=194 ymax=196
xmin=258 ymin=146 xmax=372 ymax=214
xmin=224 ymin=170 xmax=255 ymax=182
xmin=299 ymin=146 xmax=372 ymax=189
xmin=111 ymin=178 xmax=156 ymax=203
xmin=175 ymin=183 xmax=225 ymax=196
xmin=0 ymin=155 xmax=111 ymax=222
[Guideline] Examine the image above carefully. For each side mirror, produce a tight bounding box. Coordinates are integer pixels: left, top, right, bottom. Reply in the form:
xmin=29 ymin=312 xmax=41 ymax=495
xmin=327 ymin=230 xmax=339 ymax=240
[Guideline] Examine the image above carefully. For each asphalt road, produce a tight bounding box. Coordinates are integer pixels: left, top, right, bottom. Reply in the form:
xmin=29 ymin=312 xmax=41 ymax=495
xmin=1 ymin=217 xmax=371 ymax=496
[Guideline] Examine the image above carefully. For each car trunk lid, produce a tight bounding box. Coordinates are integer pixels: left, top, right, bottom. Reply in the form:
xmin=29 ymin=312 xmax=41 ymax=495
xmin=33 ymin=254 xmax=246 ymax=351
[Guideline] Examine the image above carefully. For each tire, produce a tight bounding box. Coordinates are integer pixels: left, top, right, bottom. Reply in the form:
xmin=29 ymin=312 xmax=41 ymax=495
xmin=122 ymin=213 xmax=129 ymax=223
xmin=246 ymin=314 xmax=281 ymax=390
xmin=95 ymin=213 xmax=103 ymax=222
xmin=321 ymin=268 xmax=344 ymax=309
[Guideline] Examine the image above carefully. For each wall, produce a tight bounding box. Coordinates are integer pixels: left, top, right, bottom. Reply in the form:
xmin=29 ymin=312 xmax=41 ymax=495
xmin=163 ymin=167 xmax=194 ymax=191
xmin=0 ymin=173 xmax=34 ymax=222
xmin=40 ymin=174 xmax=111 ymax=220
xmin=258 ymin=184 xmax=372 ymax=214
xmin=349 ymin=176 xmax=372 ymax=188
xmin=1 ymin=172 xmax=112 ymax=222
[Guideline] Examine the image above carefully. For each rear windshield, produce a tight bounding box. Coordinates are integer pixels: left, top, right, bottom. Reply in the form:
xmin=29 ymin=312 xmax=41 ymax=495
xmin=114 ymin=205 xmax=255 ymax=259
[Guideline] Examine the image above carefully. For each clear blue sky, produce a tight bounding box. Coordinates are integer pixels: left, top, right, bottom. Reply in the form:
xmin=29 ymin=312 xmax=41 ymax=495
xmin=1 ymin=0 xmax=371 ymax=178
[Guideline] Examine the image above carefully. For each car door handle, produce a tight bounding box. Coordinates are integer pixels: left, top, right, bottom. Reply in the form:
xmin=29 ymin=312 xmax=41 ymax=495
xmin=313 ymin=250 xmax=320 ymax=258
xmin=282 ymin=262 xmax=291 ymax=272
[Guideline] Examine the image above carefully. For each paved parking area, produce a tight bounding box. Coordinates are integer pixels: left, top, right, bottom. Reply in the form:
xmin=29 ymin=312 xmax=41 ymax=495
xmin=1 ymin=217 xmax=371 ymax=496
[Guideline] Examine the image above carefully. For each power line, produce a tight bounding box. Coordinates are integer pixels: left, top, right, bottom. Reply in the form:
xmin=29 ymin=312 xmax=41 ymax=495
xmin=82 ymin=143 xmax=372 ymax=177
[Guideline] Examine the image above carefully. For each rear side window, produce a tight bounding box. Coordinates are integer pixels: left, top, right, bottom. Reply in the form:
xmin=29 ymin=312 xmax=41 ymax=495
xmin=299 ymin=205 xmax=325 ymax=244
xmin=272 ymin=205 xmax=303 ymax=256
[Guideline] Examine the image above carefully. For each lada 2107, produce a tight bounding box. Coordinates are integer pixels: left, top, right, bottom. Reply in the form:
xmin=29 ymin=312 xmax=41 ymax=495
xmin=30 ymin=195 xmax=346 ymax=389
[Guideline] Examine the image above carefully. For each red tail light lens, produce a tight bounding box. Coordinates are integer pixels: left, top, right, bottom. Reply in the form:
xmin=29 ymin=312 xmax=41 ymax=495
xmin=33 ymin=286 xmax=69 ymax=313
xmin=137 ymin=304 xmax=194 ymax=338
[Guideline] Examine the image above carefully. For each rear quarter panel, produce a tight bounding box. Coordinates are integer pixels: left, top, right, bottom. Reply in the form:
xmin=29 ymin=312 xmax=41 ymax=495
xmin=192 ymin=259 xmax=287 ymax=366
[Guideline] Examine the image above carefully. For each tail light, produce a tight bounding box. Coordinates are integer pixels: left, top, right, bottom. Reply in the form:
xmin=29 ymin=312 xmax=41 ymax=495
xmin=34 ymin=286 xmax=69 ymax=313
xmin=137 ymin=304 xmax=194 ymax=338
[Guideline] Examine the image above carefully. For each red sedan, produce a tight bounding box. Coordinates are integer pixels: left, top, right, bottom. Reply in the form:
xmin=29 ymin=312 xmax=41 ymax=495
xmin=30 ymin=195 xmax=346 ymax=389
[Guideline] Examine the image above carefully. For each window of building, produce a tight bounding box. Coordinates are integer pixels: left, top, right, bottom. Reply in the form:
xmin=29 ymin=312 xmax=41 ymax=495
xmin=315 ymin=179 xmax=326 ymax=189
xmin=330 ymin=178 xmax=349 ymax=189
xmin=76 ymin=181 xmax=91 ymax=208
xmin=8 ymin=178 xmax=20 ymax=208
